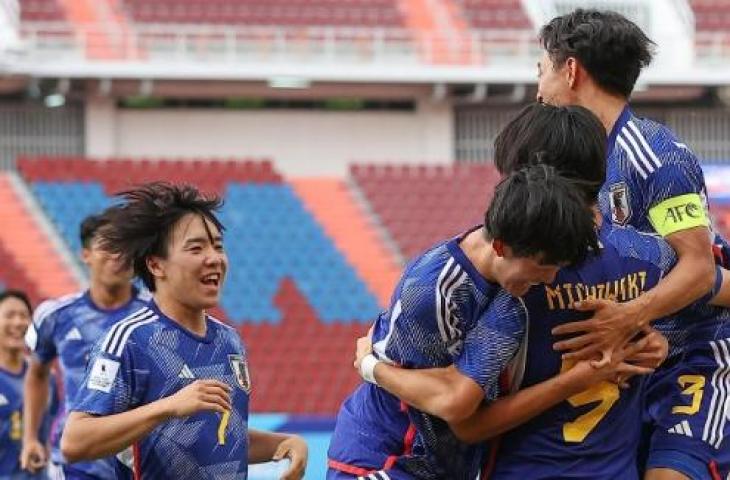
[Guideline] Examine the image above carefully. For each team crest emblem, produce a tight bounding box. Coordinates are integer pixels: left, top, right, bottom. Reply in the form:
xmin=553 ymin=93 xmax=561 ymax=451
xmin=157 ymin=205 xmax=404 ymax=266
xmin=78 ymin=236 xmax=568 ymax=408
xmin=609 ymin=182 xmax=631 ymax=226
xmin=228 ymin=355 xmax=251 ymax=393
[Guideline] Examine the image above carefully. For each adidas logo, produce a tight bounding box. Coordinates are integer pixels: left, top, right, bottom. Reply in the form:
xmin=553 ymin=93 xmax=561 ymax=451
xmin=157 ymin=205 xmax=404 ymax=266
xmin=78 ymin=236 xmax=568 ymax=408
xmin=178 ymin=364 xmax=195 ymax=379
xmin=0 ymin=394 xmax=7 ymax=406
xmin=668 ymin=420 xmax=693 ymax=438
xmin=64 ymin=328 xmax=82 ymax=341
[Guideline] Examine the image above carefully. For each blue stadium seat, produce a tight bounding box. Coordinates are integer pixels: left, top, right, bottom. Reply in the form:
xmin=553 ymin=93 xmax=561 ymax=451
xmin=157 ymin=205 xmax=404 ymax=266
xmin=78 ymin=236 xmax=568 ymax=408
xmin=29 ymin=180 xmax=379 ymax=325
xmin=31 ymin=182 xmax=113 ymax=254
xmin=219 ymin=183 xmax=379 ymax=324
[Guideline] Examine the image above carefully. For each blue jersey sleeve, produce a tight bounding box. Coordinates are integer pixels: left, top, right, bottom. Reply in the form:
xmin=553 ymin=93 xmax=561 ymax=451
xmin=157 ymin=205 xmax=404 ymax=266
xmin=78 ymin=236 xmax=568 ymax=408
xmin=453 ymin=291 xmax=526 ymax=401
xmin=25 ymin=301 xmax=59 ymax=364
xmin=604 ymin=225 xmax=678 ymax=274
xmin=644 ymin=146 xmax=711 ymax=237
xmin=72 ymin=338 xmax=147 ymax=416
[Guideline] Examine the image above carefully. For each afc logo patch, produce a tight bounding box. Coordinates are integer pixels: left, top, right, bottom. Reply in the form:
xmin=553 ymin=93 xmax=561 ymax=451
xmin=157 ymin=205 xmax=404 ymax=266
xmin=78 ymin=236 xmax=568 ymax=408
xmin=609 ymin=182 xmax=632 ymax=226
xmin=228 ymin=354 xmax=251 ymax=393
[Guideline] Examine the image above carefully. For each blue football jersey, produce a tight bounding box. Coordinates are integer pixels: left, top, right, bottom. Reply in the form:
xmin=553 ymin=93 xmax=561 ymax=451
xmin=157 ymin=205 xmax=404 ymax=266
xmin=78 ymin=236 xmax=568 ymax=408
xmin=72 ymin=303 xmax=251 ymax=479
xmin=601 ymin=105 xmax=730 ymax=354
xmin=602 ymin=106 xmax=710 ymax=235
xmin=0 ymin=361 xmax=50 ymax=480
xmin=487 ymin=222 xmax=678 ymax=479
xmin=23 ymin=287 xmax=151 ymax=477
xmin=329 ymin=230 xmax=516 ymax=480
xmin=602 ymin=106 xmax=728 ymax=263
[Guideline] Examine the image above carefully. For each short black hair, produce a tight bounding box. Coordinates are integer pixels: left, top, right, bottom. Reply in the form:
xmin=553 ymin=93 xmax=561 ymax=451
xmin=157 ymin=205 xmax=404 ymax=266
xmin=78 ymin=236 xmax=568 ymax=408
xmin=494 ymin=103 xmax=606 ymax=204
xmin=80 ymin=213 xmax=110 ymax=249
xmin=539 ymin=9 xmax=655 ymax=98
xmin=0 ymin=289 xmax=32 ymax=313
xmin=485 ymin=164 xmax=598 ymax=265
xmin=100 ymin=182 xmax=224 ymax=291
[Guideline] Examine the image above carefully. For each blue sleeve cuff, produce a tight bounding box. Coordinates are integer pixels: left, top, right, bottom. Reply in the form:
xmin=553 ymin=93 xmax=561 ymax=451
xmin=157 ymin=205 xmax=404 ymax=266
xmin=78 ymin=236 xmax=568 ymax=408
xmin=698 ymin=266 xmax=724 ymax=305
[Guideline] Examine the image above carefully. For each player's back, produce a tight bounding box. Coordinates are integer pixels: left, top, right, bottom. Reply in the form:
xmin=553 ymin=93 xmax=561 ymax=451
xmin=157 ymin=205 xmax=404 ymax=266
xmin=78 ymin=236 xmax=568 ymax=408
xmin=490 ymin=223 xmax=674 ymax=479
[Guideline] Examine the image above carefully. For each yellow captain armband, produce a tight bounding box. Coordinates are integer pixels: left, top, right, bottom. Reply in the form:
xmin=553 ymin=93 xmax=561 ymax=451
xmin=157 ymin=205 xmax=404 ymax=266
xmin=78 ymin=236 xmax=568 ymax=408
xmin=648 ymin=193 xmax=709 ymax=237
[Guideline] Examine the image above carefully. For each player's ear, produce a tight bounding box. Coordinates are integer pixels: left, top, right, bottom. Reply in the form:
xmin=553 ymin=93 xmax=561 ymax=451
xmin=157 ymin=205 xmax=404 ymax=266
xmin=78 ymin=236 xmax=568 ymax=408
xmin=493 ymin=239 xmax=506 ymax=257
xmin=146 ymin=256 xmax=165 ymax=280
xmin=80 ymin=247 xmax=92 ymax=266
xmin=565 ymin=57 xmax=578 ymax=89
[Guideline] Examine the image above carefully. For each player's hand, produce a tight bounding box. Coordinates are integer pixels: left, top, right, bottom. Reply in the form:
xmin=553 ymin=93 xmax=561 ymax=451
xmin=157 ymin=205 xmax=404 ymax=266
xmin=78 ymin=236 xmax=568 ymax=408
xmin=568 ymin=334 xmax=655 ymax=391
xmin=273 ymin=434 xmax=308 ymax=480
xmin=353 ymin=335 xmax=373 ymax=371
xmin=20 ymin=438 xmax=47 ymax=473
xmin=161 ymin=379 xmax=232 ymax=418
xmin=552 ymin=298 xmax=644 ymax=366
xmin=624 ymin=326 xmax=668 ymax=369
xmin=353 ymin=324 xmax=374 ymax=371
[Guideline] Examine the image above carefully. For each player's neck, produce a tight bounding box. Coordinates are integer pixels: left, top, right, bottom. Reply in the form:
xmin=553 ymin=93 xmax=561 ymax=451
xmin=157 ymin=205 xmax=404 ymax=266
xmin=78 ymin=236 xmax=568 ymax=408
xmin=0 ymin=348 xmax=23 ymax=374
xmin=88 ymin=282 xmax=133 ymax=310
xmin=458 ymin=229 xmax=499 ymax=283
xmin=153 ymin=292 xmax=207 ymax=337
xmin=578 ymin=89 xmax=627 ymax=135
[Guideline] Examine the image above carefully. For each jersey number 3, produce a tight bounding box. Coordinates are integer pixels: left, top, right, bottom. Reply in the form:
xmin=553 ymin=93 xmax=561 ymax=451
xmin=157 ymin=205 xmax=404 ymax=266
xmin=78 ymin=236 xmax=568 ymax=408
xmin=561 ymin=360 xmax=620 ymax=443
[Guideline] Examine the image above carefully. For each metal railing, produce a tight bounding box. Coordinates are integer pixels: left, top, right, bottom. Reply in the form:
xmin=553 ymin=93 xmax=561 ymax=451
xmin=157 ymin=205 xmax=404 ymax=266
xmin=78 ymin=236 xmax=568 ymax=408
xmin=18 ymin=22 xmax=537 ymax=67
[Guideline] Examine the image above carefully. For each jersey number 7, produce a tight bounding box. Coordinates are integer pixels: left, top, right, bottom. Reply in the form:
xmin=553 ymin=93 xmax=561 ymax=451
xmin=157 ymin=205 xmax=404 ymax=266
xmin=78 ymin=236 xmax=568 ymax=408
xmin=560 ymin=360 xmax=620 ymax=443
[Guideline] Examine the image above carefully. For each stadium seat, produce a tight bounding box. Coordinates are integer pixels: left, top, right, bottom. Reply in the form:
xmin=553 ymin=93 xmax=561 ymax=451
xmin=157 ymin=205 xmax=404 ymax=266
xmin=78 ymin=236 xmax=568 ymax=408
xmin=119 ymin=0 xmax=406 ymax=27
xmin=351 ymin=163 xmax=500 ymax=259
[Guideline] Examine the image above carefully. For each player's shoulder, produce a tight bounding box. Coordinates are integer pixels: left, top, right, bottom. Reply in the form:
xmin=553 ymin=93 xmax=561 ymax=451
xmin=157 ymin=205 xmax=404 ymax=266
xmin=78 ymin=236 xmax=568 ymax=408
xmin=621 ymin=115 xmax=699 ymax=172
xmin=33 ymin=291 xmax=85 ymax=326
xmin=97 ymin=306 xmax=160 ymax=358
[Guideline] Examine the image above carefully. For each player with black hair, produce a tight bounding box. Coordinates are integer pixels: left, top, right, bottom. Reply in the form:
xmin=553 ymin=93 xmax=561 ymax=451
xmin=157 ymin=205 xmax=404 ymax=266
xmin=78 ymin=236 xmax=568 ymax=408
xmin=63 ymin=183 xmax=308 ymax=480
xmin=535 ymin=9 xmax=730 ymax=479
xmin=22 ymin=212 xmax=149 ymax=480
xmin=327 ymin=148 xmax=631 ymax=479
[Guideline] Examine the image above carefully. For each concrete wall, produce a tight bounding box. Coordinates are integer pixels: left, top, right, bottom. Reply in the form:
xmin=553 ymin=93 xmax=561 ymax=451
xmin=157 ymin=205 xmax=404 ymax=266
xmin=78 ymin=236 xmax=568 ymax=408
xmin=85 ymin=96 xmax=453 ymax=176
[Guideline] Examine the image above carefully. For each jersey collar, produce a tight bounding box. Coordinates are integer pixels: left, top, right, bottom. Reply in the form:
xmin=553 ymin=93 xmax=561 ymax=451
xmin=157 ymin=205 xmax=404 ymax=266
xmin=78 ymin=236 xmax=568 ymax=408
xmin=82 ymin=285 xmax=141 ymax=315
xmin=607 ymin=103 xmax=633 ymax=158
xmin=149 ymin=300 xmax=216 ymax=344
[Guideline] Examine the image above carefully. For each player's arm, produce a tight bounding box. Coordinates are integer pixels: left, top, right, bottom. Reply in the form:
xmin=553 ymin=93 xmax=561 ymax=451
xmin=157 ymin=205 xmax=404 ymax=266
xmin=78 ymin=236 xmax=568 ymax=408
xmin=366 ymin=358 xmax=484 ymax=423
xmin=21 ymin=358 xmax=51 ymax=472
xmin=248 ymin=430 xmax=308 ymax=480
xmin=62 ymin=379 xmax=231 ymax=461
xmin=451 ymin=330 xmax=661 ymax=443
xmin=630 ymin=225 xmax=715 ymax=321
xmin=710 ymin=267 xmax=730 ymax=307
xmin=21 ymin=305 xmax=59 ymax=473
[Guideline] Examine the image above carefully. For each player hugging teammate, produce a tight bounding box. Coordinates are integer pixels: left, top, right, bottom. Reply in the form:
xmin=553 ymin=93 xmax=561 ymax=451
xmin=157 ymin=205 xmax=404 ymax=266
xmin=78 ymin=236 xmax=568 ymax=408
xmin=328 ymin=9 xmax=730 ymax=480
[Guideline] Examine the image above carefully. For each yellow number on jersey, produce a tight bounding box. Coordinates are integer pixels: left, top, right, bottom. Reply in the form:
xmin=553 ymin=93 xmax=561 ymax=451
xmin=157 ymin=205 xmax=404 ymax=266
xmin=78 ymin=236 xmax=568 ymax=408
xmin=672 ymin=375 xmax=705 ymax=415
xmin=561 ymin=360 xmax=620 ymax=443
xmin=217 ymin=410 xmax=231 ymax=445
xmin=10 ymin=411 xmax=22 ymax=440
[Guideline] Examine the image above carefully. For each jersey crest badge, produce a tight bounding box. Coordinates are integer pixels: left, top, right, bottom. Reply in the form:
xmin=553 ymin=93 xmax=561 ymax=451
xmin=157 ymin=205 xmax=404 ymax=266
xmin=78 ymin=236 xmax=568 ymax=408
xmin=228 ymin=355 xmax=251 ymax=393
xmin=609 ymin=182 xmax=631 ymax=226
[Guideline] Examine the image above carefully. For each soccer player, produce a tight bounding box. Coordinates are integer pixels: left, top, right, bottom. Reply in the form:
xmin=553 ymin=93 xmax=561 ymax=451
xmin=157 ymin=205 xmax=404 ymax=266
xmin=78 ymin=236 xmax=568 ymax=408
xmin=62 ymin=183 xmax=307 ymax=479
xmin=342 ymin=105 xmax=674 ymax=478
xmin=0 ymin=290 xmax=49 ymax=480
xmin=350 ymin=104 xmax=730 ymax=479
xmin=327 ymin=148 xmax=644 ymax=479
xmin=21 ymin=213 xmax=151 ymax=479
xmin=533 ymin=10 xmax=730 ymax=478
